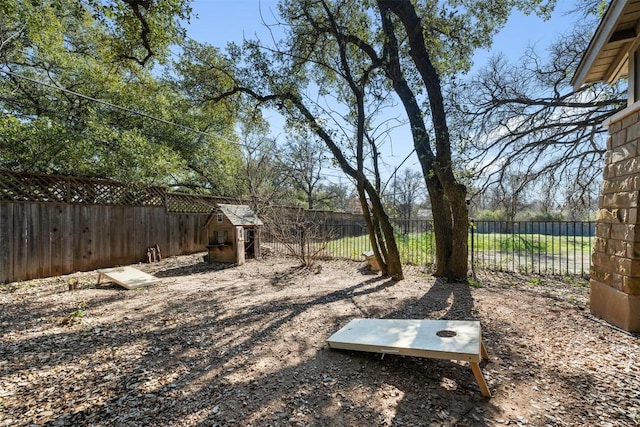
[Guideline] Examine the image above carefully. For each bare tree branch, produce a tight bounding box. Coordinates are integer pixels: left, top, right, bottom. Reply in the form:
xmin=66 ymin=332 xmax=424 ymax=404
xmin=458 ymin=27 xmax=625 ymax=199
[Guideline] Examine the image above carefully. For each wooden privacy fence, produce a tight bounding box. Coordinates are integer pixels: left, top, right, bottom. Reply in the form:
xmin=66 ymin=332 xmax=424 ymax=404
xmin=0 ymin=171 xmax=240 ymax=283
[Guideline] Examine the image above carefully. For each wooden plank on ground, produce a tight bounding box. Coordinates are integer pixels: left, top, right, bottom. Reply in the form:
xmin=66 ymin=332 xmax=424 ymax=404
xmin=96 ymin=266 xmax=159 ymax=289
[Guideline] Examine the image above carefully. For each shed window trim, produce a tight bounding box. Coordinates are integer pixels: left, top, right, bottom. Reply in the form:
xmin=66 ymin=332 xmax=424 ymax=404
xmin=217 ymin=213 xmax=223 ymax=223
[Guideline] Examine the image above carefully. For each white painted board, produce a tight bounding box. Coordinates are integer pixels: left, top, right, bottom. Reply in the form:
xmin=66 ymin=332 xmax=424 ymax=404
xmin=97 ymin=266 xmax=158 ymax=289
xmin=327 ymin=318 xmax=482 ymax=362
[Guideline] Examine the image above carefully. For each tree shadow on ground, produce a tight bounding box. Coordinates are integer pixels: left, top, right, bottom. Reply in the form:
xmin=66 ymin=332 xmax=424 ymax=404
xmin=2 ymin=264 xmax=396 ymax=426
xmin=2 ymin=258 xmax=633 ymax=427
xmin=382 ymin=276 xmax=624 ymax=426
xmin=151 ymin=261 xmax=237 ymax=278
xmin=399 ymin=277 xmax=476 ymax=320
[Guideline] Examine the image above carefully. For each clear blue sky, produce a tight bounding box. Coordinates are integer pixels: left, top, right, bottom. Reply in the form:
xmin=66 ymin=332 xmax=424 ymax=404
xmin=185 ymin=0 xmax=581 ymax=68
xmin=183 ymin=0 xmax=585 ymax=181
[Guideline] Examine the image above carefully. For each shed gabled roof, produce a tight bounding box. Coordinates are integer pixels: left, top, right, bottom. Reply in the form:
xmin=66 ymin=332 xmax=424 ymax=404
xmin=572 ymin=0 xmax=640 ymax=89
xmin=217 ymin=204 xmax=263 ymax=226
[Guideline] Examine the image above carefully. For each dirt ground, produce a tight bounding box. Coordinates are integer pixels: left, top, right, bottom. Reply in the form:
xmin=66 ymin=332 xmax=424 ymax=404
xmin=1 ymin=253 xmax=639 ymax=427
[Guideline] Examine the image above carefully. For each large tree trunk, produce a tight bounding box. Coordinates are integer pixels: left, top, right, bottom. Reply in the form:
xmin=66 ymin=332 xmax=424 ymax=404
xmin=446 ymin=183 xmax=469 ymax=277
xmin=418 ymin=148 xmax=468 ymax=279
xmin=369 ymin=190 xmax=404 ymax=280
xmin=357 ymin=177 xmax=404 ymax=280
xmin=380 ymin=0 xmax=469 ymax=280
xmin=424 ymin=177 xmax=450 ymax=277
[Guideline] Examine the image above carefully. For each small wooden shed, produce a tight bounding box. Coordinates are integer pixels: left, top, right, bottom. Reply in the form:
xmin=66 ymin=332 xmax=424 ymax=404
xmin=205 ymin=204 xmax=263 ymax=265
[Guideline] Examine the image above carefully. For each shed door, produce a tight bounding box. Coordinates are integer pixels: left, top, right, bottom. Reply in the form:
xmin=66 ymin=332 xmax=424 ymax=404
xmin=244 ymin=227 xmax=256 ymax=258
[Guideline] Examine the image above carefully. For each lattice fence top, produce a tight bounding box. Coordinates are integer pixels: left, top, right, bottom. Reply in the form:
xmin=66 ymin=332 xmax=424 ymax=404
xmin=0 ymin=170 xmax=229 ymax=213
xmin=167 ymin=193 xmax=219 ymax=213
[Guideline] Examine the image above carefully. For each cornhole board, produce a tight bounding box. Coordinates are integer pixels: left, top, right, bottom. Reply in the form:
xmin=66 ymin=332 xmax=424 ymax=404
xmin=96 ymin=266 xmax=159 ymax=290
xmin=327 ymin=318 xmax=491 ymax=397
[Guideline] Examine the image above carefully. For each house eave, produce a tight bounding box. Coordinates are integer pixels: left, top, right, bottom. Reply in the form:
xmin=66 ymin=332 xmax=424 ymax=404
xmin=572 ymin=0 xmax=639 ymax=90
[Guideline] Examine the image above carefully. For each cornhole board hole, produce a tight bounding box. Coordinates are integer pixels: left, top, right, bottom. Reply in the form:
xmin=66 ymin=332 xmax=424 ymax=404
xmin=327 ymin=318 xmax=491 ymax=397
xmin=96 ymin=266 xmax=159 ymax=290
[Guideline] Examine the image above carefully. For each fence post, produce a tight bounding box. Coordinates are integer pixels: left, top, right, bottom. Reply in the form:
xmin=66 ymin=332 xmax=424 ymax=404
xmin=470 ymin=219 xmax=475 ymax=277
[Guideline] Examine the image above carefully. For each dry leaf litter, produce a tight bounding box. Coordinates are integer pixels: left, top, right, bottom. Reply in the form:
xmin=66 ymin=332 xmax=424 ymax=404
xmin=1 ymin=253 xmax=638 ymax=426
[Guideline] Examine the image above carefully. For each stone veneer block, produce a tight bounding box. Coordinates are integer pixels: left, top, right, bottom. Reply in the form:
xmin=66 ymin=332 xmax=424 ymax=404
xmin=609 ymin=120 xmax=622 ymax=134
xmin=595 ymin=222 xmax=612 ymax=239
xmin=628 ymin=240 xmax=640 ymax=258
xmin=621 ymin=111 xmax=639 ymax=130
xmin=627 ymin=122 xmax=640 ymax=143
xmin=612 ymin=143 xmax=636 ymax=162
xmin=590 ymin=264 xmax=615 ymax=288
xmin=596 ymin=208 xmax=622 ymax=221
xmin=603 ymin=164 xmax=615 ymax=180
xmin=603 ymin=191 xmax=638 ymax=209
xmin=605 ymin=238 xmax=626 ymax=257
xmin=601 ymin=176 xmax=640 ymax=194
xmin=623 ymin=276 xmax=640 ymax=295
xmin=609 ymin=223 xmax=636 ymax=241
xmin=611 ymin=120 xmax=622 ymax=131
xmin=610 ymin=129 xmax=625 ymax=148
xmin=618 ymin=257 xmax=640 ymax=279
xmin=614 ymin=159 xmax=640 ymax=178
xmin=592 ymin=236 xmax=607 ymax=253
xmin=590 ymin=280 xmax=640 ymax=332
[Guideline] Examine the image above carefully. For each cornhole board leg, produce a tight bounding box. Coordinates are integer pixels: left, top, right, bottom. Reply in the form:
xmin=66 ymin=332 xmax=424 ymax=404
xmin=481 ymin=341 xmax=489 ymax=359
xmin=96 ymin=266 xmax=158 ymax=290
xmin=470 ymin=361 xmax=491 ymax=397
xmin=327 ymin=318 xmax=492 ymax=397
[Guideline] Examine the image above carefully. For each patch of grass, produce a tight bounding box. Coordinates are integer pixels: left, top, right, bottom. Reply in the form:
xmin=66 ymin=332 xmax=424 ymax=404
xmin=527 ymin=277 xmax=543 ymax=286
xmin=467 ymin=278 xmax=483 ymax=288
xmin=324 ymin=229 xmax=593 ymax=275
xmin=562 ymin=275 xmax=590 ymax=287
xmin=324 ymin=232 xmax=436 ymax=265
xmin=69 ymin=300 xmax=87 ymax=320
xmin=395 ymin=232 xmax=436 ymax=265
xmin=472 ymin=232 xmax=592 ymax=255
xmin=324 ymin=235 xmax=370 ymax=259
xmin=507 ymin=235 xmax=545 ymax=253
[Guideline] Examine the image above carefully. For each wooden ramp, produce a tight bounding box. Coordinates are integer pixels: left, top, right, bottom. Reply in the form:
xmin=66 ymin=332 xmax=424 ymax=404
xmin=327 ymin=318 xmax=491 ymax=397
xmin=96 ymin=266 xmax=159 ymax=290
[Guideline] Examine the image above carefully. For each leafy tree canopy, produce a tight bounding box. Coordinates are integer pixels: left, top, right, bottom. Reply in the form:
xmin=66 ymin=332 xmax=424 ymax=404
xmin=0 ymin=0 xmax=244 ymax=193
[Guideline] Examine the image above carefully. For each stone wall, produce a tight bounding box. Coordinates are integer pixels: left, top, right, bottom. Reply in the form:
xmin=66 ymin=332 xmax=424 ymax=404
xmin=591 ymin=108 xmax=640 ymax=331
